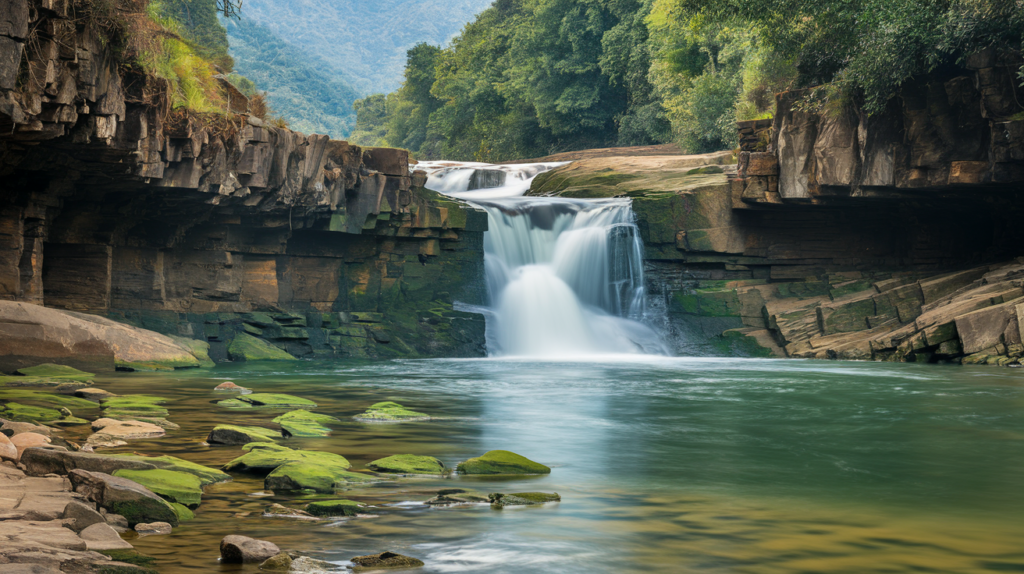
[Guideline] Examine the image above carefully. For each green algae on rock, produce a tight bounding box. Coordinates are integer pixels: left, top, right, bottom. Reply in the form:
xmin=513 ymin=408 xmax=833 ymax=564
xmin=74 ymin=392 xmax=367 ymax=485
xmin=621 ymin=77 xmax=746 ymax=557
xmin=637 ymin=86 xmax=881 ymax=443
xmin=0 ymin=402 xmax=63 ymax=422
xmin=272 ymin=410 xmax=339 ymax=437
xmin=456 ymin=450 xmax=551 ymax=475
xmin=16 ymin=364 xmax=95 ymax=381
xmin=367 ymin=454 xmax=445 ymax=475
xmin=0 ymin=389 xmax=99 ymax=410
xmin=354 ymin=401 xmax=430 ymax=422
xmin=217 ymin=393 xmax=317 ymax=409
xmin=304 ymin=499 xmax=362 ymax=517
xmin=488 ymin=492 xmax=561 ymax=507
xmin=171 ymin=502 xmax=195 ymax=521
xmin=113 ymin=469 xmax=204 ymax=507
xmin=100 ymin=395 xmax=170 ymax=418
xmin=223 ymin=446 xmax=351 ymax=474
xmin=265 ymin=461 xmax=374 ymax=493
xmin=207 ymin=425 xmax=281 ymax=445
xmin=242 ymin=442 xmax=291 ymax=453
xmin=227 ymin=333 xmax=298 ymax=362
xmin=350 ymin=552 xmax=424 ymax=572
xmin=113 ymin=454 xmax=231 ymax=485
xmin=425 ymin=488 xmax=489 ymax=505
xmin=167 ymin=336 xmax=216 ymax=368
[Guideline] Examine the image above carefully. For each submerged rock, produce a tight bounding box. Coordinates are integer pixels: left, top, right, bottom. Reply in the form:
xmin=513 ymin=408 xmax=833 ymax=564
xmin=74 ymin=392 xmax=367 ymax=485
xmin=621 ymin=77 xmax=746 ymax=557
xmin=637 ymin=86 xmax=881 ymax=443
xmin=217 ymin=393 xmax=317 ymax=409
xmin=228 ymin=333 xmax=298 ymax=362
xmin=112 ymin=468 xmax=204 ymax=507
xmin=304 ymin=499 xmax=362 ymax=517
xmin=220 ymin=535 xmax=281 ymax=563
xmin=69 ymin=469 xmax=179 ymax=526
xmin=354 ymin=401 xmax=430 ymax=422
xmin=135 ymin=521 xmax=172 ymax=536
xmin=100 ymin=395 xmax=169 ymax=418
xmin=263 ymin=503 xmax=317 ymax=520
xmin=289 ymin=556 xmax=345 ymax=573
xmin=207 ymin=425 xmax=281 ymax=445
xmin=272 ymin=410 xmax=339 ymax=437
xmin=488 ymin=492 xmax=561 ymax=507
xmin=456 ymin=450 xmax=550 ymax=475
xmin=367 ymin=454 xmax=445 ymax=475
xmin=16 ymin=364 xmax=95 ymax=381
xmin=223 ymin=446 xmax=351 ymax=474
xmin=0 ymin=402 xmax=63 ymax=423
xmin=260 ymin=552 xmax=293 ymax=571
xmin=424 ymin=489 xmax=489 ymax=506
xmin=265 ymin=461 xmax=374 ymax=493
xmin=350 ymin=551 xmax=424 ymax=571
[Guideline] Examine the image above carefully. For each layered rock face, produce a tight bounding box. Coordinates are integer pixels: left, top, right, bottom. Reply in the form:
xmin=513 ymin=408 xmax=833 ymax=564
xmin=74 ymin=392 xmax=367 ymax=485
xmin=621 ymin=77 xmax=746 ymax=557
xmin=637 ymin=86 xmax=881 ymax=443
xmin=0 ymin=0 xmax=486 ymax=363
xmin=529 ymin=59 xmax=1024 ymax=365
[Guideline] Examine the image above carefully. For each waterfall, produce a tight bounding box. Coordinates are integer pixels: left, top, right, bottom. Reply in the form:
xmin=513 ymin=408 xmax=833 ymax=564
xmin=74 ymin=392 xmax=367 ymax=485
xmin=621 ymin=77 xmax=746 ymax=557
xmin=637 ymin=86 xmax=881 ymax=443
xmin=420 ymin=161 xmax=668 ymax=357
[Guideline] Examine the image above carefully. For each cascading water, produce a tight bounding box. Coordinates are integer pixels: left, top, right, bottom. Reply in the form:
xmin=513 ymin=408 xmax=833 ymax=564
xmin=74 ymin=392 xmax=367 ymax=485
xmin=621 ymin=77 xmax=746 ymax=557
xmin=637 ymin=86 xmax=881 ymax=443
xmin=419 ymin=161 xmax=668 ymax=357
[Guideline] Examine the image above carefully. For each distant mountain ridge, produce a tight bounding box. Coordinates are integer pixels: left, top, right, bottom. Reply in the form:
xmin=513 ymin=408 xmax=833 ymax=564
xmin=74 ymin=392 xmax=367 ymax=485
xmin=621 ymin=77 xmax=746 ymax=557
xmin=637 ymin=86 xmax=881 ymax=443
xmin=227 ymin=0 xmax=496 ymax=96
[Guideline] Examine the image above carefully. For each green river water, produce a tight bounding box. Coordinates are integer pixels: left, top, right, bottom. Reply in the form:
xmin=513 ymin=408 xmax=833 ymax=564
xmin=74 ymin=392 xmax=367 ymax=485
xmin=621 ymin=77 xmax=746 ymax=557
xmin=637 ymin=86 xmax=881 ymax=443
xmin=73 ymin=357 xmax=1023 ymax=573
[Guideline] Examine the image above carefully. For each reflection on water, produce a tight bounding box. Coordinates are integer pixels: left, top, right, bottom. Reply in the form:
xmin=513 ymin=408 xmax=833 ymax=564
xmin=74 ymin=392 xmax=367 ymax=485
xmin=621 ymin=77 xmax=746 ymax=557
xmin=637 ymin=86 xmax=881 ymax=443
xmin=76 ymin=358 xmax=1024 ymax=573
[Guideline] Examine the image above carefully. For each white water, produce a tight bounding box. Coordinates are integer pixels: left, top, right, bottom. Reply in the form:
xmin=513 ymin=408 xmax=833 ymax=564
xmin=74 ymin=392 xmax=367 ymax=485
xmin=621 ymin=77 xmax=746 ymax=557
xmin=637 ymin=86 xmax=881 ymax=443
xmin=420 ymin=161 xmax=668 ymax=357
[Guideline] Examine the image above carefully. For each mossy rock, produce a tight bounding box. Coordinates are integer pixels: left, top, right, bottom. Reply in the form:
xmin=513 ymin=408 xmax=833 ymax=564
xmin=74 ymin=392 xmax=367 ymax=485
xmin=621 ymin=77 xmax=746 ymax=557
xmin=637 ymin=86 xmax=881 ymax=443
xmin=0 ymin=389 xmax=99 ymax=410
xmin=265 ymin=461 xmax=374 ymax=493
xmin=207 ymin=424 xmax=281 ymax=445
xmin=171 ymin=502 xmax=195 ymax=521
xmin=367 ymin=454 xmax=445 ymax=475
xmin=456 ymin=450 xmax=551 ymax=475
xmin=241 ymin=442 xmax=291 ymax=453
xmin=0 ymin=402 xmax=63 ymax=422
xmin=114 ymin=454 xmax=231 ymax=485
xmin=168 ymin=336 xmax=216 ymax=368
xmin=51 ymin=415 xmax=90 ymax=426
xmin=100 ymin=396 xmax=169 ymax=417
xmin=16 ymin=364 xmax=95 ymax=381
xmin=217 ymin=394 xmax=316 ymax=409
xmin=113 ymin=469 xmax=204 ymax=507
xmin=303 ymin=499 xmax=362 ymax=517
xmin=488 ymin=492 xmax=561 ymax=507
xmin=227 ymin=333 xmax=298 ymax=361
xmin=98 ymin=549 xmax=158 ymax=567
xmin=223 ymin=446 xmax=351 ymax=474
xmin=354 ymin=401 xmax=430 ymax=422
xmin=272 ymin=410 xmax=339 ymax=437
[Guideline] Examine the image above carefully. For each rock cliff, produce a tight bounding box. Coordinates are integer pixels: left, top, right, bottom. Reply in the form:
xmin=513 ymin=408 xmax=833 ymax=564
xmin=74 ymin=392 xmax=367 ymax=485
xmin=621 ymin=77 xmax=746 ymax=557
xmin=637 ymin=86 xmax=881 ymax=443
xmin=529 ymin=59 xmax=1024 ymax=366
xmin=0 ymin=0 xmax=487 ymax=364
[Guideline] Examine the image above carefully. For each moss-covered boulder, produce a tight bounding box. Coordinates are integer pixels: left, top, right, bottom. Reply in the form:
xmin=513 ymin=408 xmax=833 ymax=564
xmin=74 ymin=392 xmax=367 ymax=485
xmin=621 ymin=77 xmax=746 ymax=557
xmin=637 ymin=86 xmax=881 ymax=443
xmin=168 ymin=336 xmax=216 ymax=368
xmin=303 ymin=499 xmax=362 ymax=517
xmin=223 ymin=446 xmax=350 ymax=474
xmin=488 ymin=492 xmax=561 ymax=507
xmin=0 ymin=402 xmax=63 ymax=422
xmin=265 ymin=461 xmax=373 ymax=493
xmin=16 ymin=364 xmax=95 ymax=381
xmin=68 ymin=469 xmax=179 ymax=527
xmin=171 ymin=502 xmax=195 ymax=521
xmin=272 ymin=410 xmax=339 ymax=437
xmin=424 ymin=488 xmax=489 ymax=505
xmin=354 ymin=401 xmax=430 ymax=422
xmin=113 ymin=454 xmax=231 ymax=485
xmin=100 ymin=396 xmax=169 ymax=418
xmin=242 ymin=442 xmax=291 ymax=453
xmin=456 ymin=450 xmax=550 ymax=475
xmin=367 ymin=454 xmax=445 ymax=475
xmin=227 ymin=333 xmax=298 ymax=362
xmin=0 ymin=389 xmax=99 ymax=410
xmin=113 ymin=469 xmax=204 ymax=507
xmin=207 ymin=425 xmax=280 ymax=445
xmin=217 ymin=393 xmax=316 ymax=409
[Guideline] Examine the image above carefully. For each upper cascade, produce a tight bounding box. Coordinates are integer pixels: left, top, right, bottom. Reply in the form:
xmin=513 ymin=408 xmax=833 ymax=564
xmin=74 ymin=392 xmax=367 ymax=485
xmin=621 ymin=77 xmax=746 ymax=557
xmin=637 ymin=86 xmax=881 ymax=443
xmin=423 ymin=161 xmax=668 ymax=358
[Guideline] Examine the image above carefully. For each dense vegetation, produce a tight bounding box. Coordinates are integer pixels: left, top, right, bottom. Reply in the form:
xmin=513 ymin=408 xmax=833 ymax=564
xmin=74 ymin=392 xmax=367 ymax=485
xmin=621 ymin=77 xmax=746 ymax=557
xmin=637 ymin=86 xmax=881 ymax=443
xmin=354 ymin=0 xmax=1024 ymax=161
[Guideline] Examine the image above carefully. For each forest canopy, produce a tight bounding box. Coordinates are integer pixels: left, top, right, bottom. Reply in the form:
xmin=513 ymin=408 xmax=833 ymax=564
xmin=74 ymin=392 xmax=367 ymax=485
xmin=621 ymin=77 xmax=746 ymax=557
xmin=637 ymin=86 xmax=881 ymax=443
xmin=352 ymin=0 xmax=1024 ymax=161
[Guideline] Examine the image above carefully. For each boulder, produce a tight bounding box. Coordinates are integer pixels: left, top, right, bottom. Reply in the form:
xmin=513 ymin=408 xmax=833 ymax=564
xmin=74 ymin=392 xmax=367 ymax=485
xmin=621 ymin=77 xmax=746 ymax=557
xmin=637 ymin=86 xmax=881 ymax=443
xmin=112 ymin=469 xmax=204 ymax=507
xmin=227 ymin=333 xmax=297 ymax=362
xmin=353 ymin=401 xmax=430 ymax=422
xmin=62 ymin=500 xmax=106 ymax=533
xmin=110 ymin=454 xmax=231 ymax=485
xmin=265 ymin=461 xmax=373 ymax=493
xmin=367 ymin=454 xmax=444 ymax=475
xmin=220 ymin=535 xmax=281 ymax=563
xmin=79 ymin=522 xmax=133 ymax=551
xmin=272 ymin=410 xmax=339 ymax=437
xmin=488 ymin=492 xmax=561 ymax=508
xmin=86 ymin=419 xmax=165 ymax=449
xmin=21 ymin=449 xmax=157 ymax=476
xmin=304 ymin=499 xmax=362 ymax=517
xmin=0 ymin=301 xmax=203 ymax=373
xmin=207 ymin=425 xmax=280 ymax=445
xmin=1 ymin=419 xmax=51 ymax=436
xmin=134 ymin=521 xmax=172 ymax=536
xmin=68 ymin=469 xmax=179 ymax=526
xmin=235 ymin=393 xmax=317 ymax=408
xmin=223 ymin=446 xmax=350 ymax=474
xmin=10 ymin=433 xmax=50 ymax=460
xmin=74 ymin=388 xmax=116 ymax=401
xmin=260 ymin=552 xmax=293 ymax=571
xmin=955 ymin=298 xmax=1024 ymax=355
xmin=0 ymin=432 xmax=15 ymax=461
xmin=350 ymin=552 xmax=424 ymax=571
xmin=213 ymin=381 xmax=248 ymax=392
xmin=425 ymin=489 xmax=489 ymax=506
xmin=456 ymin=450 xmax=550 ymax=475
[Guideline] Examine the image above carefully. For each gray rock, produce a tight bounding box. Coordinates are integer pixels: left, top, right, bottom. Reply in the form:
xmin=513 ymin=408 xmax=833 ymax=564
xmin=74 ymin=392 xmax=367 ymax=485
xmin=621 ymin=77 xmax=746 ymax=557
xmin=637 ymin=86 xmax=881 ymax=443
xmin=220 ymin=535 xmax=281 ymax=563
xmin=1 ymin=420 xmax=52 ymax=437
xmin=258 ymin=552 xmax=292 ymax=571
xmin=104 ymin=512 xmax=130 ymax=533
xmin=288 ymin=556 xmax=345 ymax=573
xmin=68 ymin=469 xmax=178 ymax=527
xmin=350 ymin=551 xmax=424 ymax=571
xmin=21 ymin=448 xmax=157 ymax=476
xmin=134 ymin=521 xmax=172 ymax=536
xmin=62 ymin=500 xmax=105 ymax=533
xmin=79 ymin=522 xmax=133 ymax=551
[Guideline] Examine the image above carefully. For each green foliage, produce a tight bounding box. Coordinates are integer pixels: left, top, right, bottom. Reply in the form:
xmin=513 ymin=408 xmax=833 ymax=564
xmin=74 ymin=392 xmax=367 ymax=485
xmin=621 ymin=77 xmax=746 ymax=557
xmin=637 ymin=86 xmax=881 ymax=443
xmin=151 ymin=0 xmax=233 ymax=70
xmin=350 ymin=93 xmax=388 ymax=146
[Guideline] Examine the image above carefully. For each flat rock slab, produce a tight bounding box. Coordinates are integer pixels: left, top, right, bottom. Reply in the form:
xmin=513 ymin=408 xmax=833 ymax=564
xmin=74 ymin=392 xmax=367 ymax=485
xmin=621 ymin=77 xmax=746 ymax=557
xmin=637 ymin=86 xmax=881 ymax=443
xmin=134 ymin=521 xmax=172 ymax=536
xmin=85 ymin=419 xmax=164 ymax=449
xmin=79 ymin=522 xmax=133 ymax=550
xmin=220 ymin=535 xmax=281 ymax=563
xmin=21 ymin=448 xmax=158 ymax=476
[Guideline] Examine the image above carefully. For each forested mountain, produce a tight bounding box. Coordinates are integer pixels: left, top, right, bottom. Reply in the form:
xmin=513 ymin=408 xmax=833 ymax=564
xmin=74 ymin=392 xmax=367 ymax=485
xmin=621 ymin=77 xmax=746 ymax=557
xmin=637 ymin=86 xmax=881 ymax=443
xmin=223 ymin=17 xmax=361 ymax=137
xmin=224 ymin=0 xmax=496 ymax=96
xmin=356 ymin=0 xmax=1023 ymax=162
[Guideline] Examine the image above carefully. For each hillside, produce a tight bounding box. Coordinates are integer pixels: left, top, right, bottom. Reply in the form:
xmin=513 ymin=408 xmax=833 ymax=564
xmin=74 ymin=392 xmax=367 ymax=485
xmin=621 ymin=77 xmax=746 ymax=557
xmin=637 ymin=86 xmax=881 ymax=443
xmin=225 ymin=0 xmax=495 ymax=96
